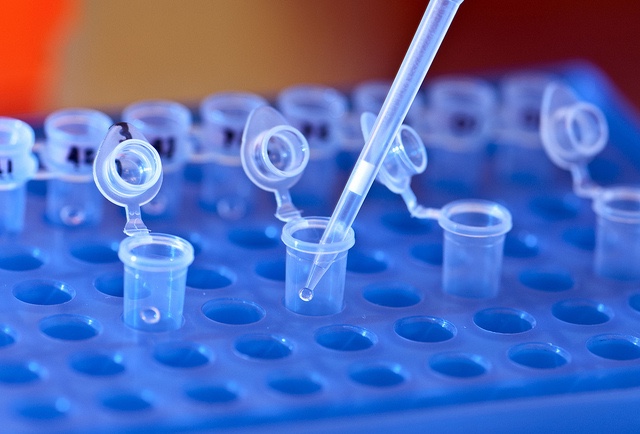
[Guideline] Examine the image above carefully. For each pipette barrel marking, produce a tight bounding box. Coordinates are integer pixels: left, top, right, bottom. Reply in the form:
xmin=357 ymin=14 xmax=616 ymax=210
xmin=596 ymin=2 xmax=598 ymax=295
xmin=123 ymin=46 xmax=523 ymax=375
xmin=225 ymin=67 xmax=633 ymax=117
xmin=304 ymin=0 xmax=464 ymax=295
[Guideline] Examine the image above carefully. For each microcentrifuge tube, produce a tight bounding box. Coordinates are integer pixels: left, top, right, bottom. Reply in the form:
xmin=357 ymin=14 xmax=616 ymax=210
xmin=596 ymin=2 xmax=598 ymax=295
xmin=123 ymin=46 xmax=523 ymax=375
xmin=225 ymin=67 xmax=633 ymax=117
xmin=540 ymin=82 xmax=640 ymax=281
xmin=122 ymin=100 xmax=192 ymax=219
xmin=93 ymin=122 xmax=194 ymax=331
xmin=278 ymin=84 xmax=347 ymax=213
xmin=198 ymin=92 xmax=267 ymax=219
xmin=420 ymin=76 xmax=496 ymax=193
xmin=0 ymin=117 xmax=38 ymax=234
xmin=43 ymin=108 xmax=113 ymax=226
xmin=495 ymin=72 xmax=557 ymax=184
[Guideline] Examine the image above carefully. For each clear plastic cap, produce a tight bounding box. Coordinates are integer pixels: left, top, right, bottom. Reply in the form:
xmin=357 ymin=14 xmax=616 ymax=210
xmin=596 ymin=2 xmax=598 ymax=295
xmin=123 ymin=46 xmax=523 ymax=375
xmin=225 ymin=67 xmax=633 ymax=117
xmin=241 ymin=106 xmax=310 ymax=222
xmin=93 ymin=122 xmax=163 ymax=235
xmin=540 ymin=82 xmax=608 ymax=170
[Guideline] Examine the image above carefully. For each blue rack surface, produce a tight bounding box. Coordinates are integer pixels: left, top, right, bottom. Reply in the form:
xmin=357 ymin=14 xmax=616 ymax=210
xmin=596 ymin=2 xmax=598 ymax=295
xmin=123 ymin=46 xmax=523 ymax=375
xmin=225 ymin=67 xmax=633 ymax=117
xmin=2 ymin=63 xmax=640 ymax=433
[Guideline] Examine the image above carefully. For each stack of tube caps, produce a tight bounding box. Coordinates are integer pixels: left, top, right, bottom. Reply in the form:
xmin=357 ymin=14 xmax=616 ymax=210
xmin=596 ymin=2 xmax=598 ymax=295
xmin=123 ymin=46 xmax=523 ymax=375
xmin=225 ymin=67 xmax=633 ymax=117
xmin=1 ymin=65 xmax=640 ymax=433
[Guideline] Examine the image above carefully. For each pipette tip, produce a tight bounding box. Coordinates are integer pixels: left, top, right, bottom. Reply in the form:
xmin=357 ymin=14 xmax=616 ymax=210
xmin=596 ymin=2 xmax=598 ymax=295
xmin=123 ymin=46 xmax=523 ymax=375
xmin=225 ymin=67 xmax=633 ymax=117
xmin=298 ymin=287 xmax=314 ymax=302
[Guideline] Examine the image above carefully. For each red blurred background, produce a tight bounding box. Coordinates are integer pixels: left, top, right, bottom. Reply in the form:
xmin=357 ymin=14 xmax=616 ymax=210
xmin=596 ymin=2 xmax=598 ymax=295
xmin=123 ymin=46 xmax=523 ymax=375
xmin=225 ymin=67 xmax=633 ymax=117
xmin=1 ymin=0 xmax=638 ymax=115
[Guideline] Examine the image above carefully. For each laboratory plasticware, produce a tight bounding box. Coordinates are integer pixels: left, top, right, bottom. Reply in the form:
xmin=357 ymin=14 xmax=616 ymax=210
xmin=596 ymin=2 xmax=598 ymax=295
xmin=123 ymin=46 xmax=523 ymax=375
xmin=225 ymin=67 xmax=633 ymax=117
xmin=0 ymin=117 xmax=38 ymax=234
xmin=438 ymin=199 xmax=512 ymax=298
xmin=93 ymin=122 xmax=194 ymax=331
xmin=540 ymin=81 xmax=640 ymax=280
xmin=303 ymin=0 xmax=464 ymax=298
xmin=363 ymin=111 xmax=512 ymax=298
xmin=282 ymin=216 xmax=354 ymax=315
xmin=277 ymin=84 xmax=347 ymax=214
xmin=122 ymin=100 xmax=193 ymax=218
xmin=495 ymin=72 xmax=557 ymax=184
xmin=198 ymin=92 xmax=268 ymax=219
xmin=240 ymin=106 xmax=310 ymax=222
xmin=3 ymin=65 xmax=640 ymax=433
xmin=43 ymin=108 xmax=113 ymax=226
xmin=420 ymin=76 xmax=496 ymax=193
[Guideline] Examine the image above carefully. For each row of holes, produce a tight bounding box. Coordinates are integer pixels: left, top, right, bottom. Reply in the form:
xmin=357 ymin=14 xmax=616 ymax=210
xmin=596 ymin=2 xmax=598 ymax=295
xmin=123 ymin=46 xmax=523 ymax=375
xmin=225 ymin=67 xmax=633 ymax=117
xmin=5 ymin=264 xmax=623 ymax=309
xmin=0 ymin=211 xmax=597 ymax=274
xmin=3 ymin=332 xmax=640 ymax=422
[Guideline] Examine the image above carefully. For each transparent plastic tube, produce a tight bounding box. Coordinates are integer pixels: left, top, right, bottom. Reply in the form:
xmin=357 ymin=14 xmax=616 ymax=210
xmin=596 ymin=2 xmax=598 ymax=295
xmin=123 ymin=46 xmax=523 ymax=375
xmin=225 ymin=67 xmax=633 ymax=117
xmin=198 ymin=92 xmax=267 ymax=219
xmin=438 ymin=200 xmax=512 ymax=298
xmin=122 ymin=100 xmax=192 ymax=219
xmin=44 ymin=108 xmax=113 ymax=226
xmin=0 ymin=117 xmax=37 ymax=234
xmin=282 ymin=217 xmax=354 ymax=315
xmin=593 ymin=187 xmax=640 ymax=281
xmin=303 ymin=0 xmax=464 ymax=298
xmin=119 ymin=233 xmax=194 ymax=331
xmin=420 ymin=76 xmax=496 ymax=193
xmin=278 ymin=85 xmax=348 ymax=214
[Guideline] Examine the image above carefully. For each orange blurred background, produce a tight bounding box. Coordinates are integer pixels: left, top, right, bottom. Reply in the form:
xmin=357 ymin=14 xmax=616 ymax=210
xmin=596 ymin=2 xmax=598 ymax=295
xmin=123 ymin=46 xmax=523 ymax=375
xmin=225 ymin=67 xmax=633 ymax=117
xmin=2 ymin=0 xmax=639 ymax=116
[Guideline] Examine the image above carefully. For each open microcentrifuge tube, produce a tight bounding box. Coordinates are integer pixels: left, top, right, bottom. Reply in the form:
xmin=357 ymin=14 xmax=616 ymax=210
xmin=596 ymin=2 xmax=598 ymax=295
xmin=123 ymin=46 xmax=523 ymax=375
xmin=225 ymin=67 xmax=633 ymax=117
xmin=43 ymin=108 xmax=113 ymax=226
xmin=93 ymin=122 xmax=194 ymax=331
xmin=302 ymin=0 xmax=464 ymax=300
xmin=0 ymin=117 xmax=38 ymax=234
xmin=364 ymin=112 xmax=513 ymax=298
xmin=240 ymin=106 xmax=310 ymax=222
xmin=540 ymin=82 xmax=640 ymax=280
xmin=198 ymin=92 xmax=267 ymax=219
xmin=122 ymin=100 xmax=192 ymax=218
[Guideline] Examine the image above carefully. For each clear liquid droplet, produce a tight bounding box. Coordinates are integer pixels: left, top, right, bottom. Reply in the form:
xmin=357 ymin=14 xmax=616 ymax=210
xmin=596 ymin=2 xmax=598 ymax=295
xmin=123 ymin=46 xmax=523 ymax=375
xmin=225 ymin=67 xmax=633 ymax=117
xmin=299 ymin=287 xmax=313 ymax=302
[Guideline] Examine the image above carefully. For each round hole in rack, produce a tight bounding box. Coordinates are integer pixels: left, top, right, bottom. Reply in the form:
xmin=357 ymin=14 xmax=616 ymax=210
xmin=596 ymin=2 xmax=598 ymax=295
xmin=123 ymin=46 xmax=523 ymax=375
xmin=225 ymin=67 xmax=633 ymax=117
xmin=349 ymin=363 xmax=405 ymax=388
xmin=153 ymin=341 xmax=212 ymax=368
xmin=381 ymin=211 xmax=433 ymax=235
xmin=101 ymin=391 xmax=153 ymax=412
xmin=0 ymin=361 xmax=42 ymax=384
xmin=39 ymin=314 xmax=101 ymax=341
xmin=630 ymin=294 xmax=640 ymax=313
xmin=185 ymin=383 xmax=239 ymax=404
xmin=255 ymin=258 xmax=286 ymax=281
xmin=202 ymin=299 xmax=265 ymax=325
xmin=234 ymin=334 xmax=292 ymax=360
xmin=15 ymin=397 xmax=70 ymax=420
xmin=70 ymin=242 xmax=119 ymax=264
xmin=13 ymin=279 xmax=74 ymax=305
xmin=587 ymin=334 xmax=640 ymax=361
xmin=394 ymin=316 xmax=456 ymax=343
xmin=187 ymin=267 xmax=234 ymax=289
xmin=562 ymin=226 xmax=596 ymax=251
xmin=228 ymin=226 xmax=280 ymax=249
xmin=315 ymin=325 xmax=376 ymax=351
xmin=508 ymin=343 xmax=570 ymax=369
xmin=473 ymin=308 xmax=536 ymax=334
xmin=0 ymin=325 xmax=17 ymax=348
xmin=362 ymin=282 xmax=421 ymax=308
xmin=69 ymin=352 xmax=125 ymax=376
xmin=519 ymin=269 xmax=574 ymax=292
xmin=94 ymin=271 xmax=124 ymax=297
xmin=410 ymin=242 xmax=443 ymax=266
xmin=268 ymin=374 xmax=322 ymax=395
xmin=0 ymin=247 xmax=44 ymax=271
xmin=552 ymin=299 xmax=612 ymax=325
xmin=529 ymin=195 xmax=580 ymax=220
xmin=504 ymin=231 xmax=539 ymax=258
xmin=347 ymin=250 xmax=388 ymax=274
xmin=429 ymin=353 xmax=489 ymax=378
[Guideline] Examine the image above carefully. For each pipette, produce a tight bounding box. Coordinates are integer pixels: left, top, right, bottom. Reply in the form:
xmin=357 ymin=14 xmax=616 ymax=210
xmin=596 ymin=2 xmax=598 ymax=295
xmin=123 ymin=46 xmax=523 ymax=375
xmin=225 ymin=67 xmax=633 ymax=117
xmin=301 ymin=0 xmax=464 ymax=300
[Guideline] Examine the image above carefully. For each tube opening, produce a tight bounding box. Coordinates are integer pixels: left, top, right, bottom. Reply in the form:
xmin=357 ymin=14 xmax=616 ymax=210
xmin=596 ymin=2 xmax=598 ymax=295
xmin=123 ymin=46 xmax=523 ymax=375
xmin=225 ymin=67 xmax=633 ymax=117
xmin=439 ymin=199 xmax=512 ymax=237
xmin=593 ymin=187 xmax=640 ymax=224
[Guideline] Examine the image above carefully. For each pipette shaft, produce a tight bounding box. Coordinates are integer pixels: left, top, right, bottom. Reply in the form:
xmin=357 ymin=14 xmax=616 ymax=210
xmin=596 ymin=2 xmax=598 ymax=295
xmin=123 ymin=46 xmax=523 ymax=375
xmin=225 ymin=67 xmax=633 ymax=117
xmin=304 ymin=0 xmax=464 ymax=293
